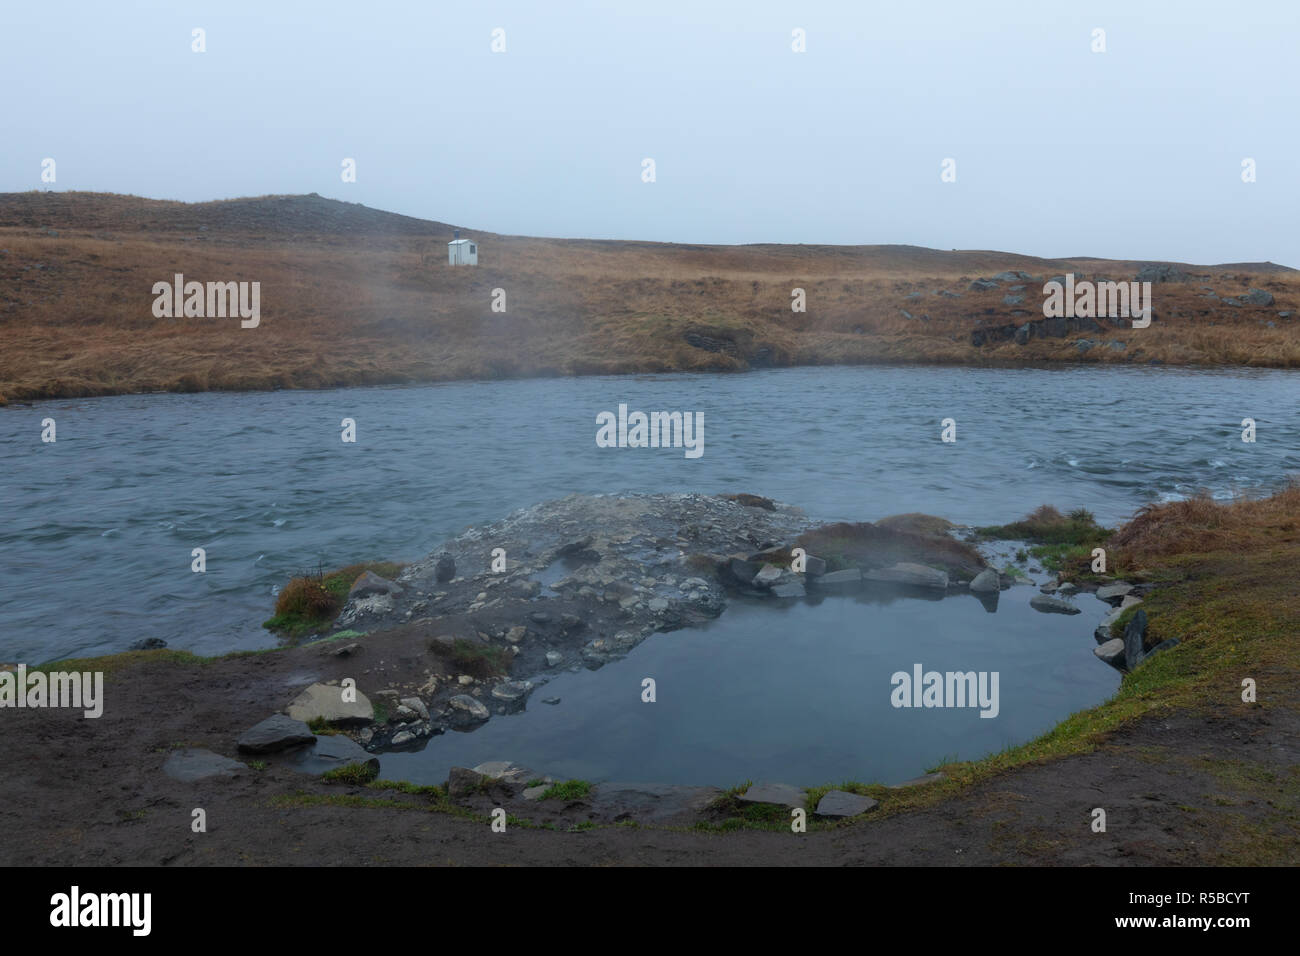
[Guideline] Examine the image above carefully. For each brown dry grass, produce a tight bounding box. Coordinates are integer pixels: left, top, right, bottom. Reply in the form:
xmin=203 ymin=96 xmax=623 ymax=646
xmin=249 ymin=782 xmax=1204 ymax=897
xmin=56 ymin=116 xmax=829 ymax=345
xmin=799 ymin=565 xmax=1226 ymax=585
xmin=1111 ymin=479 xmax=1300 ymax=564
xmin=2 ymin=191 xmax=1298 ymax=402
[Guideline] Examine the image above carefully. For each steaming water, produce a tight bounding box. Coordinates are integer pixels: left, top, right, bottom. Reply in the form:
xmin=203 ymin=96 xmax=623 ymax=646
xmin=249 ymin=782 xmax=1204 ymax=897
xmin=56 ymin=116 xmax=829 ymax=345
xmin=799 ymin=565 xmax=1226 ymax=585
xmin=2 ymin=364 xmax=1297 ymax=667
xmin=378 ymin=588 xmax=1121 ymax=787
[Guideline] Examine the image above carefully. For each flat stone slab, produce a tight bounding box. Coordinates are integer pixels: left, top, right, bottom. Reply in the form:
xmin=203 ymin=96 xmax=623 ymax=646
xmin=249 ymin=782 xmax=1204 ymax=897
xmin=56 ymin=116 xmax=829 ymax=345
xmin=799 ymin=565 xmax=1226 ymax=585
xmin=810 ymin=568 xmax=862 ymax=588
xmin=865 ymin=562 xmax=949 ymax=589
xmin=770 ymin=579 xmax=806 ymax=598
xmin=162 ymin=748 xmax=245 ymax=782
xmin=738 ymin=782 xmax=806 ymax=809
xmin=237 ymin=714 xmax=315 ymax=754
xmin=1030 ymin=594 xmax=1082 ymax=615
xmin=1095 ymin=582 xmax=1134 ymax=602
xmin=815 ymin=790 xmax=879 ymax=818
xmin=490 ymin=680 xmax=534 ymax=702
xmin=447 ymin=694 xmax=490 ymax=721
xmin=286 ymin=682 xmax=374 ymax=725
xmin=284 ymin=734 xmax=380 ymax=776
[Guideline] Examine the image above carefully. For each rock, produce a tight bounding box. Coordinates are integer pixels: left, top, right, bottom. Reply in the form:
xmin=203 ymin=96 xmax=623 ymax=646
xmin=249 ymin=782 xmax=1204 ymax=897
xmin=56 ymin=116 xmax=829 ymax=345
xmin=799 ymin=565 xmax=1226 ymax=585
xmin=505 ymin=625 xmax=527 ymax=644
xmin=968 ymin=568 xmax=1000 ymax=593
xmin=434 ymin=552 xmax=456 ymax=583
xmin=472 ymin=761 xmax=537 ymax=787
xmin=1095 ymin=582 xmax=1134 ymax=603
xmin=1094 ymin=638 xmax=1127 ymax=669
xmin=491 ymin=680 xmax=534 ymax=702
xmin=399 ymin=697 xmax=429 ymax=721
xmin=1094 ymin=625 xmax=1112 ymax=645
xmin=1106 ymin=340 xmax=1126 ymax=351
xmin=738 ymin=782 xmax=806 ymax=809
xmin=129 ymin=637 xmax=168 ymax=651
xmin=1122 ymin=609 xmax=1148 ymax=670
xmin=446 ymin=694 xmax=490 ymax=722
xmin=447 ymin=766 xmax=487 ymax=797
xmin=391 ymin=704 xmax=417 ymax=723
xmin=1014 ymin=323 xmax=1031 ymax=345
xmin=1239 ymin=288 xmax=1274 ymax=307
xmin=753 ymin=564 xmax=783 ymax=587
xmin=286 ymin=682 xmax=374 ymax=725
xmin=1120 ymin=595 xmax=1144 ymax=609
xmin=237 ymin=715 xmax=315 ymax=754
xmin=647 ymin=598 xmax=669 ymax=612
xmin=285 ymin=734 xmax=380 ymax=775
xmin=1056 ymin=582 xmax=1078 ymax=595
xmin=801 ymin=553 xmax=828 ymax=577
xmin=1002 ymin=294 xmax=1024 ymax=306
xmin=391 ymin=729 xmax=415 ymax=746
xmin=811 ymin=568 xmax=862 ymax=589
xmin=545 ymin=651 xmax=563 ymax=667
xmin=331 ymin=642 xmax=361 ymax=658
xmin=728 ymin=558 xmax=761 ymax=587
xmin=529 ymin=611 xmax=552 ymax=624
xmin=814 ymin=790 xmax=878 ymax=818
xmin=1029 ymin=594 xmax=1082 ymax=615
xmin=1134 ymin=264 xmax=1189 ymax=283
xmin=1040 ymin=582 xmax=1059 ymax=594
xmin=559 ymin=613 xmax=585 ymax=633
xmin=523 ymin=785 xmax=548 ymax=801
xmin=162 ymin=748 xmax=245 ymax=782
xmin=348 ymin=570 xmax=402 ymax=600
xmin=771 ymin=579 xmax=806 ymax=598
xmin=1076 ymin=339 xmax=1097 ymax=353
xmin=991 ymin=271 xmax=1020 ymax=283
xmin=969 ymin=278 xmax=1000 ymax=291
xmin=542 ymin=697 xmax=561 ymax=705
xmin=1140 ymin=637 xmax=1181 ymax=664
xmin=865 ymin=562 xmax=948 ymax=589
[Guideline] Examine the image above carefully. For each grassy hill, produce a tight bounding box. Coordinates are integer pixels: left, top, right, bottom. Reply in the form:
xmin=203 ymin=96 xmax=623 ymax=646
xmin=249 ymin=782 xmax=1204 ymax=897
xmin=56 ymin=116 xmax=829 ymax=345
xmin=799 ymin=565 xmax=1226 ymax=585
xmin=2 ymin=191 xmax=1297 ymax=402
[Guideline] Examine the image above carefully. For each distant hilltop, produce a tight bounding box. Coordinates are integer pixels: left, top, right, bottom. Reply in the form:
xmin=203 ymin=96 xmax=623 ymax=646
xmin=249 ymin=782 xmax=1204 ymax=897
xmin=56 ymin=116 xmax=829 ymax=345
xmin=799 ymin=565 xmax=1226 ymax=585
xmin=1 ymin=191 xmax=1297 ymax=403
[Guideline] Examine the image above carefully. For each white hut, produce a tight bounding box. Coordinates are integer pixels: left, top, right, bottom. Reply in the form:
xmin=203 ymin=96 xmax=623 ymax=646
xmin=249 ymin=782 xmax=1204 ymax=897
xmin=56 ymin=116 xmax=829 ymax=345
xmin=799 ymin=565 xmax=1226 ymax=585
xmin=448 ymin=231 xmax=478 ymax=266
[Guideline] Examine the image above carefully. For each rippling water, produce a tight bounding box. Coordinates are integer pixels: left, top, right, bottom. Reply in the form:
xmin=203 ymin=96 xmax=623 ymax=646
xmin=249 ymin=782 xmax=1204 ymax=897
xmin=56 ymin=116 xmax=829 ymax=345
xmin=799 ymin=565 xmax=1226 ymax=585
xmin=2 ymin=364 xmax=1296 ymax=664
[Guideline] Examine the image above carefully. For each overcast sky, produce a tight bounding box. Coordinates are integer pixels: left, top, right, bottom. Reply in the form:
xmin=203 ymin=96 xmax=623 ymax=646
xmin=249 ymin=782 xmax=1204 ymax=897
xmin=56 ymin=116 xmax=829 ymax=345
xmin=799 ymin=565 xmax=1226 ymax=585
xmin=4 ymin=0 xmax=1297 ymax=266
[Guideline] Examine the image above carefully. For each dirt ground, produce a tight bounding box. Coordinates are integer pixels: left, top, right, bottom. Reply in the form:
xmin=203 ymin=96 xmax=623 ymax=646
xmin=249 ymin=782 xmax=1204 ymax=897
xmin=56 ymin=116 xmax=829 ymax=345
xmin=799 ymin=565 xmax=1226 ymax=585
xmin=3 ymin=641 xmax=1295 ymax=866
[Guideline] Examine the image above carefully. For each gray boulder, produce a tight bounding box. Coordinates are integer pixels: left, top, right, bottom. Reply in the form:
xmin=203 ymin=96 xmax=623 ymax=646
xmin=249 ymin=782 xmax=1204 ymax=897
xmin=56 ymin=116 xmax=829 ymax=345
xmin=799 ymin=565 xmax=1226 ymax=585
xmin=286 ymin=682 xmax=374 ymax=725
xmin=434 ymin=552 xmax=456 ymax=583
xmin=1122 ymin=609 xmax=1148 ymax=670
xmin=865 ymin=562 xmax=949 ymax=589
xmin=969 ymin=568 xmax=1001 ymax=593
xmin=285 ymin=734 xmax=380 ymax=776
xmin=814 ymin=790 xmax=878 ymax=818
xmin=163 ymin=748 xmax=246 ymax=782
xmin=1030 ymin=594 xmax=1082 ymax=615
xmin=811 ymin=568 xmax=862 ymax=589
xmin=1094 ymin=638 xmax=1127 ymax=670
xmin=1095 ymin=582 xmax=1134 ymax=603
xmin=1240 ymin=289 xmax=1275 ymax=307
xmin=348 ymin=570 xmax=402 ymax=600
xmin=753 ymin=564 xmax=783 ymax=587
xmin=447 ymin=694 xmax=490 ymax=722
xmin=237 ymin=715 xmax=314 ymax=754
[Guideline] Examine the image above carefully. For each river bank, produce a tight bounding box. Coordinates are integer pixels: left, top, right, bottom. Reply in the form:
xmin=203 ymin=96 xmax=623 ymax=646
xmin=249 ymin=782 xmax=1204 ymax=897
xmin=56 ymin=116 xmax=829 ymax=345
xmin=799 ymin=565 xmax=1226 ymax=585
xmin=4 ymin=486 xmax=1295 ymax=865
xmin=2 ymin=191 xmax=1299 ymax=405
